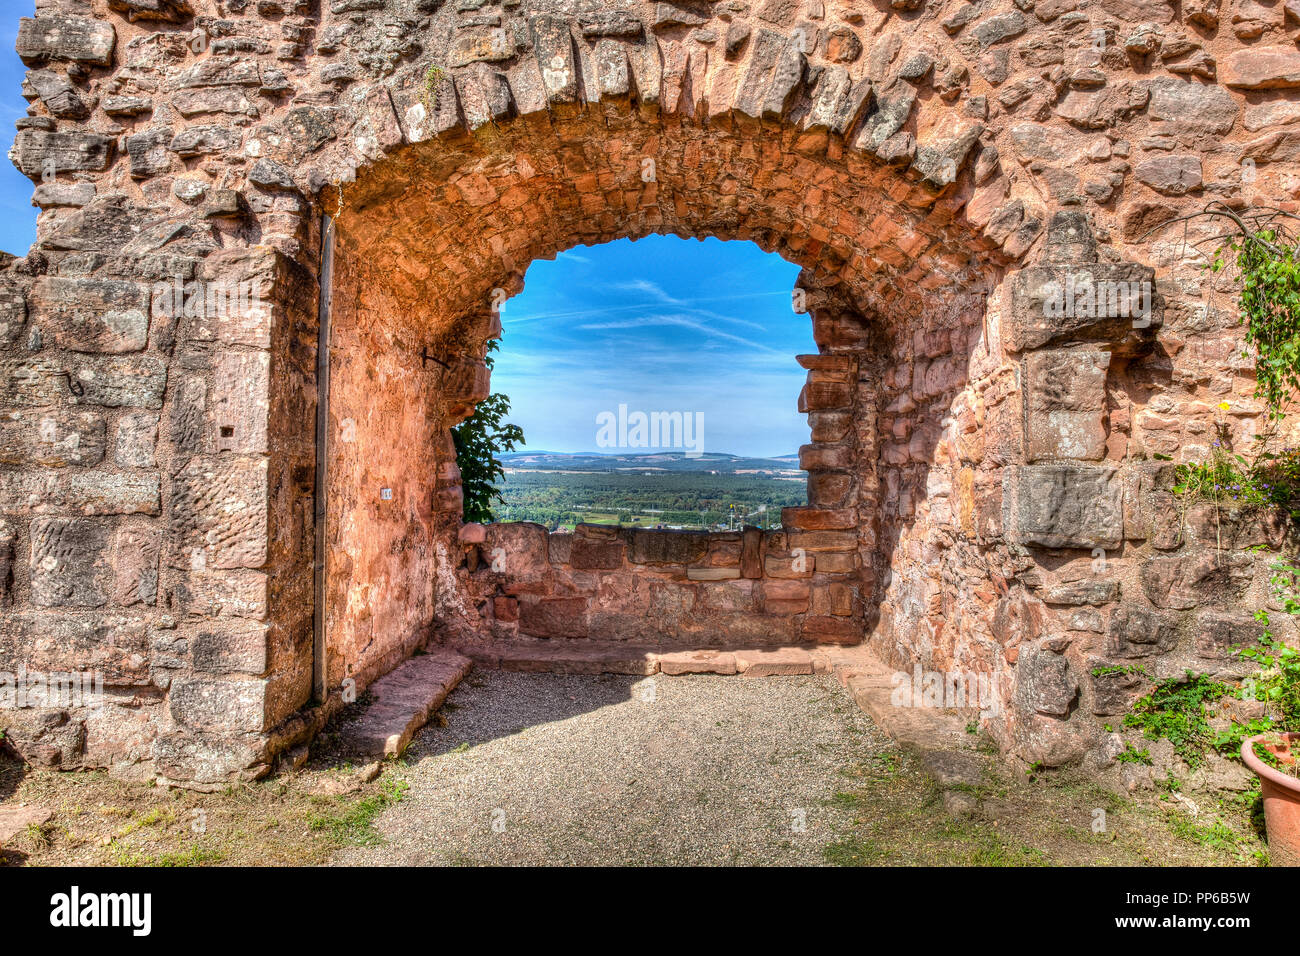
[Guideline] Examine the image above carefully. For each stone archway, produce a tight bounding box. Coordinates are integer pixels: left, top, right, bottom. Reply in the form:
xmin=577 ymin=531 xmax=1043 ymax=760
xmin=0 ymin=0 xmax=1291 ymax=785
xmin=320 ymin=81 xmax=1009 ymax=714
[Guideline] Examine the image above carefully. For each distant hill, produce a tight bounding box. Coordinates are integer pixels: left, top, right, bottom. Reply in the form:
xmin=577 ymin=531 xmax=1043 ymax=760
xmin=500 ymin=451 xmax=801 ymax=474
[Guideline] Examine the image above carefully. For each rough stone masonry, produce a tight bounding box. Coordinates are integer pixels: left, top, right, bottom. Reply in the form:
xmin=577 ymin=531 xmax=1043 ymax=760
xmin=0 ymin=0 xmax=1297 ymax=785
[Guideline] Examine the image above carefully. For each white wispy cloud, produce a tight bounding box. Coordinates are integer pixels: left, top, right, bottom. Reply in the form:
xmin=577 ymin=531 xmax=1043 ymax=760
xmin=613 ymin=278 xmax=679 ymax=304
xmin=577 ymin=313 xmax=782 ymax=352
xmin=504 ymin=289 xmax=790 ymax=328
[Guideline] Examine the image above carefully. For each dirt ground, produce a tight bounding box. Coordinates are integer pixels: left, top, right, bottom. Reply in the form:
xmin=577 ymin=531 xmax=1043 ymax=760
xmin=0 ymin=671 xmax=1270 ymax=867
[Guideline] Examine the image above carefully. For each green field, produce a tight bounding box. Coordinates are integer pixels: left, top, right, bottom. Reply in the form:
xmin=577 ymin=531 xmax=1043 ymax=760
xmin=496 ymin=468 xmax=807 ymax=531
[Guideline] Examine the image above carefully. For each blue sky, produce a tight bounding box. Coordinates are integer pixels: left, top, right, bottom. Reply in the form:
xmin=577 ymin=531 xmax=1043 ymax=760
xmin=0 ymin=9 xmax=35 ymax=258
xmin=495 ymin=236 xmax=813 ymax=458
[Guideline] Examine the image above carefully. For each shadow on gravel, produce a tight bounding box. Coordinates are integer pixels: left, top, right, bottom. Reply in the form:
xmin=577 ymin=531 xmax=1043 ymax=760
xmin=0 ymin=750 xmax=25 ymax=803
xmin=0 ymin=751 xmax=31 ymax=866
xmin=404 ymin=671 xmax=644 ymax=761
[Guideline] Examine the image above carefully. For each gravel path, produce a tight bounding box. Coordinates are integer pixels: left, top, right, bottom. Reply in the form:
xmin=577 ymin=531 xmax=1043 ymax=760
xmin=332 ymin=669 xmax=889 ymax=866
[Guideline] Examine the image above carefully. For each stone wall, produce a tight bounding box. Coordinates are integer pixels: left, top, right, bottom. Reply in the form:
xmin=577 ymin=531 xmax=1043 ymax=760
xmin=449 ymin=517 xmax=864 ymax=647
xmin=322 ymin=231 xmax=444 ymax=699
xmin=0 ymin=0 xmax=1297 ymax=783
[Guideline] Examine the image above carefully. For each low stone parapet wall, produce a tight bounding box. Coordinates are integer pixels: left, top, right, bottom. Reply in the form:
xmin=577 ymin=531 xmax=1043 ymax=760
xmin=449 ymin=520 xmax=866 ymax=648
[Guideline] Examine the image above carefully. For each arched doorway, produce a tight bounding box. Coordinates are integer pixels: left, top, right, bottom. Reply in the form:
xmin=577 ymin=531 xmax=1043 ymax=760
xmin=315 ymin=57 xmax=1005 ymax=735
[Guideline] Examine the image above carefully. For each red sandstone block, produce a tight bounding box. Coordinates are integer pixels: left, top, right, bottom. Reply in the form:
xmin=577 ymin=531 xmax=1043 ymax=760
xmin=764 ymin=598 xmax=809 ymax=615
xmin=799 ymin=442 xmax=854 ymax=470
xmin=798 ymin=381 xmax=852 ymax=411
xmin=518 ymin=596 xmax=588 ymax=638
xmin=495 ymin=644 xmax=658 ymax=676
xmin=741 ymin=526 xmax=762 ymax=579
xmin=548 ymin=532 xmax=572 ymax=564
xmin=811 ymin=581 xmax=857 ymax=617
xmin=813 ymin=314 xmax=872 ymax=349
xmin=487 ymin=521 xmax=551 ymax=578
xmin=800 ymin=616 xmax=863 ymax=647
xmin=492 ymin=595 xmax=518 ymax=622
xmin=809 ymin=411 xmax=853 ymax=443
xmin=335 ymin=651 xmax=472 ymax=758
xmin=764 ymin=554 xmax=813 ymax=578
xmin=458 ymin=522 xmax=487 ymax=544
xmin=787 ymin=529 xmax=858 ymax=552
xmin=575 ymin=522 xmax=619 ymax=538
xmin=734 ymin=647 xmax=814 ymax=676
xmin=687 ymin=566 xmax=740 ymax=580
xmin=704 ymin=540 xmax=742 ymax=567
xmin=762 ymin=579 xmax=810 ymax=600
xmin=782 ymin=506 xmax=857 ymax=530
xmin=796 ymin=354 xmax=854 ymax=372
xmin=808 ymin=471 xmax=853 ymax=506
xmin=434 ymin=485 xmax=463 ymax=512
xmin=761 ymin=578 xmax=810 ymax=614
xmin=656 ymin=649 xmax=738 ymax=675
xmin=569 ymin=536 xmax=625 ymax=570
xmin=807 ymin=367 xmax=853 ymax=386
xmin=813 ymin=551 xmax=859 ymax=573
xmin=444 ymin=360 xmax=490 ymax=404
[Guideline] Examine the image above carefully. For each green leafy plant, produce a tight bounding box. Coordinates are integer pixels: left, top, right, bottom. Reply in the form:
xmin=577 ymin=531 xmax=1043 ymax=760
xmin=1091 ymin=663 xmax=1151 ymax=678
xmin=452 ymin=339 xmax=525 ymax=524
xmin=1208 ymin=214 xmax=1300 ymax=421
xmin=1156 ymin=204 xmax=1300 ymax=527
xmin=1123 ymin=672 xmax=1233 ymax=769
xmin=421 ymin=64 xmax=445 ymax=111
xmin=1157 ymin=201 xmax=1300 ymax=421
xmin=1171 ymin=434 xmax=1300 ymax=510
xmin=1250 ymin=738 xmax=1300 ymax=779
xmin=1120 ymin=560 xmax=1300 ymax=776
xmin=1115 ymin=743 xmax=1153 ymax=766
xmin=1241 ymin=560 xmax=1300 ymax=730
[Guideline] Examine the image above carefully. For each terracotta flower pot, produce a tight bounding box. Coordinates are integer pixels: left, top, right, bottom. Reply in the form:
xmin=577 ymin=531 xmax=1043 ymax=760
xmin=1242 ymin=732 xmax=1300 ymax=867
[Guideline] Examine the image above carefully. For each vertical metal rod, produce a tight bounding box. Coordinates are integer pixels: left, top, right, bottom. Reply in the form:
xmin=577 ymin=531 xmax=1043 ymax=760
xmin=312 ymin=214 xmax=335 ymax=704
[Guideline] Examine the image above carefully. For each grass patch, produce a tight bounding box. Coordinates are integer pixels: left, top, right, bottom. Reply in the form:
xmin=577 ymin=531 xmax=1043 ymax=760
xmin=307 ymin=776 xmax=409 ymax=847
xmin=823 ymin=838 xmax=883 ymax=865
xmin=0 ymin=748 xmax=416 ymax=867
xmin=111 ymin=843 xmax=225 ymax=867
xmin=818 ymin=746 xmax=1259 ymax=867
xmin=965 ymin=838 xmax=1047 ymax=867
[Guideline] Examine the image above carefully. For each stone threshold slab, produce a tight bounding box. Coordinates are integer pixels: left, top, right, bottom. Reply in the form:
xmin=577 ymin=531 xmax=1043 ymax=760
xmin=0 ymin=806 xmax=53 ymax=847
xmin=337 ymin=650 xmax=472 ymax=759
xmin=442 ymin=640 xmax=846 ymax=677
xmin=818 ymin=646 xmax=973 ymax=752
xmin=823 ymin=646 xmax=992 ymax=811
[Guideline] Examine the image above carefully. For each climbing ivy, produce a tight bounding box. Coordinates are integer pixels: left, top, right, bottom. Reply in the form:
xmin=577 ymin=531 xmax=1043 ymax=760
xmin=1158 ymin=204 xmax=1300 ymax=510
xmin=1210 ymin=218 xmax=1300 ymax=421
xmin=451 ymin=339 xmax=524 ymax=524
xmin=1244 ymin=561 xmax=1300 ymax=733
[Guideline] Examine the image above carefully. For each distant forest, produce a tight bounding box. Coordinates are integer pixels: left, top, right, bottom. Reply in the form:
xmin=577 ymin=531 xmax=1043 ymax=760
xmin=496 ymin=470 xmax=808 ymax=530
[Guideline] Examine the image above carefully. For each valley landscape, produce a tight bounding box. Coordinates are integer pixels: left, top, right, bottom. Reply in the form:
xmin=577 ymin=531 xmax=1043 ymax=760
xmin=496 ymin=452 xmax=807 ymax=531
